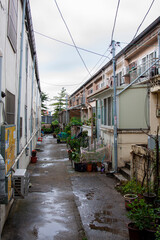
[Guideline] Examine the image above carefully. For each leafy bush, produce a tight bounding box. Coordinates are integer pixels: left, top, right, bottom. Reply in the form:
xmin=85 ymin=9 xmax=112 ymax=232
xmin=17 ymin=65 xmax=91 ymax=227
xmin=121 ymin=178 xmax=146 ymax=195
xmin=54 ymin=127 xmax=60 ymax=134
xmin=67 ymin=137 xmax=81 ymax=152
xmin=155 ymin=225 xmax=160 ymax=240
xmin=127 ymin=199 xmax=160 ymax=230
xmin=71 ymin=150 xmax=80 ymax=162
xmin=70 ymin=117 xmax=82 ymax=126
xmin=52 ymin=120 xmax=59 ymax=126
xmin=43 ymin=128 xmax=53 ymax=133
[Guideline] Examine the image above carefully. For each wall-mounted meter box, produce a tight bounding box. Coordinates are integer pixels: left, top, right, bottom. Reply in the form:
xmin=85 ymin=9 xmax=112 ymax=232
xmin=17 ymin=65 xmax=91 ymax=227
xmin=1 ymin=125 xmax=16 ymax=174
xmin=0 ymin=171 xmax=12 ymax=204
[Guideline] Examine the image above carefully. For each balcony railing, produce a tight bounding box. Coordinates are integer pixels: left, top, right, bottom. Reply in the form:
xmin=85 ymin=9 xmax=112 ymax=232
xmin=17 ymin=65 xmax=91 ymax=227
xmin=124 ymin=59 xmax=160 ymax=84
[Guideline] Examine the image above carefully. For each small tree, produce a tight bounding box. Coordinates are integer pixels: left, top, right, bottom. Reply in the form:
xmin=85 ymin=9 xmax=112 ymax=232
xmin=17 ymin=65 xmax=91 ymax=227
xmin=41 ymin=91 xmax=49 ymax=115
xmin=51 ymin=87 xmax=67 ymax=120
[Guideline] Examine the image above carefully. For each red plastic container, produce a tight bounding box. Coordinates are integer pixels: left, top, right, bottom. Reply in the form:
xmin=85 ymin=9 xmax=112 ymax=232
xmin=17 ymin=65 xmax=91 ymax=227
xmin=31 ymin=150 xmax=37 ymax=157
xmin=31 ymin=156 xmax=37 ymax=163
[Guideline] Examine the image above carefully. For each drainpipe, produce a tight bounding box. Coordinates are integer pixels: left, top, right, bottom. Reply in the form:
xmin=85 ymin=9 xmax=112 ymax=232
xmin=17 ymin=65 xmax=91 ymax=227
xmin=158 ymin=30 xmax=160 ymax=60
xmin=86 ymin=101 xmax=93 ymax=144
xmin=17 ymin=0 xmax=27 ymax=167
xmin=0 ymin=51 xmax=2 ymax=240
xmin=30 ymin=55 xmax=36 ymax=154
xmin=112 ymin=40 xmax=118 ymax=172
xmin=0 ymin=52 xmax=2 ymax=125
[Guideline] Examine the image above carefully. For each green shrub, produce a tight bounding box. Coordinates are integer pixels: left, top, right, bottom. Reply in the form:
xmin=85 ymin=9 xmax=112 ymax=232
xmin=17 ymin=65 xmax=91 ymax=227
xmin=121 ymin=178 xmax=146 ymax=195
xmin=43 ymin=128 xmax=53 ymax=133
xmin=127 ymin=199 xmax=160 ymax=230
xmin=54 ymin=127 xmax=60 ymax=134
xmin=52 ymin=120 xmax=59 ymax=126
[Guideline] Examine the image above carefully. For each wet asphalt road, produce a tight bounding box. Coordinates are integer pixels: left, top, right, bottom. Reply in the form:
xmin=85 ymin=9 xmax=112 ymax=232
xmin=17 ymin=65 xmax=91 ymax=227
xmin=2 ymin=135 xmax=129 ymax=240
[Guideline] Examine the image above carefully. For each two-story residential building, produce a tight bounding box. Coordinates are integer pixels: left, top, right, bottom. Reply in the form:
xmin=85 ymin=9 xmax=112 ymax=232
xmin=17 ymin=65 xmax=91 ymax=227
xmin=68 ymin=17 xmax=160 ymax=169
xmin=0 ymin=0 xmax=41 ymax=234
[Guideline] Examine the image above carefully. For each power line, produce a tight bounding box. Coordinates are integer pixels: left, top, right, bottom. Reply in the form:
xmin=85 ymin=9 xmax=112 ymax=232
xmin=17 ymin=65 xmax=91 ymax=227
xmin=133 ymin=0 xmax=156 ymax=39
xmin=54 ymin=0 xmax=92 ymax=77
xmin=34 ymin=30 xmax=110 ymax=58
xmin=110 ymin=0 xmax=121 ymax=44
xmin=41 ymin=81 xmax=79 ymax=87
xmin=71 ymin=46 xmax=112 ymax=94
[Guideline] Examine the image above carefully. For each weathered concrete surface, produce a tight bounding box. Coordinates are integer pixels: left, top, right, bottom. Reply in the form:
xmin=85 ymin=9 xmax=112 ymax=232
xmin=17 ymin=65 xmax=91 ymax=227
xmin=2 ymin=135 xmax=129 ymax=240
xmin=71 ymin=174 xmax=129 ymax=240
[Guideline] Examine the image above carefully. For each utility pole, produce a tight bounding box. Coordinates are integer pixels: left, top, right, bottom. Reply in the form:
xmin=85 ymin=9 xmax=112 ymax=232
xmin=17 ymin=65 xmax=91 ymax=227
xmin=111 ymin=40 xmax=118 ymax=172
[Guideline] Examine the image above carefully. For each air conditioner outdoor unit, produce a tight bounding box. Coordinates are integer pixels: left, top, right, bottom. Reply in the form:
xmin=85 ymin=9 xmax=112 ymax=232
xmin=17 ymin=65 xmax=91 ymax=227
xmin=12 ymin=169 xmax=29 ymax=199
xmin=156 ymin=108 xmax=160 ymax=118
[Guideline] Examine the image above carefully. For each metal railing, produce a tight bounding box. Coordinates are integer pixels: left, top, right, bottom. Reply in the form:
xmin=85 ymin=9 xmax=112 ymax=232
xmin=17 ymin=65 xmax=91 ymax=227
xmin=125 ymin=59 xmax=160 ymax=84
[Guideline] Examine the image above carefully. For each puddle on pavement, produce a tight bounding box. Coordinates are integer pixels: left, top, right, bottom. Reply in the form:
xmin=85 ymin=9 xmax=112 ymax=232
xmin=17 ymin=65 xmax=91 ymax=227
xmin=32 ymin=173 xmax=41 ymax=177
xmin=86 ymin=190 xmax=95 ymax=200
xmin=89 ymin=211 xmax=126 ymax=237
xmin=38 ymin=163 xmax=55 ymax=168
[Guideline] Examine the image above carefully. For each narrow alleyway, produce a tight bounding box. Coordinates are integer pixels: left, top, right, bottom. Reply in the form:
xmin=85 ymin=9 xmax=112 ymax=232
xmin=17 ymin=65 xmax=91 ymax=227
xmin=2 ymin=135 xmax=129 ymax=240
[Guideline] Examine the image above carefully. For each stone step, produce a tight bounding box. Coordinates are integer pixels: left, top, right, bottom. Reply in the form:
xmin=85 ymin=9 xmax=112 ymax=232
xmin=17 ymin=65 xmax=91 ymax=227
xmin=120 ymin=167 xmax=130 ymax=180
xmin=114 ymin=173 xmax=128 ymax=183
xmin=125 ymin=162 xmax=131 ymax=170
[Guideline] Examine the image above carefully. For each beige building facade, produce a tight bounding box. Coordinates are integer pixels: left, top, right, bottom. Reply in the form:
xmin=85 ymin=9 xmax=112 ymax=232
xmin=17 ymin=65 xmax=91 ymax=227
xmin=68 ymin=17 xmax=160 ymax=169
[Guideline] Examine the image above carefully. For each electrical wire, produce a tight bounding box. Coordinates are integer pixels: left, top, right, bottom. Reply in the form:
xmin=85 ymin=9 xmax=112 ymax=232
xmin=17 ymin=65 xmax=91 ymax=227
xmin=133 ymin=0 xmax=156 ymax=39
xmin=54 ymin=0 xmax=92 ymax=77
xmin=41 ymin=81 xmax=79 ymax=87
xmin=70 ymin=45 xmax=112 ymax=94
xmin=110 ymin=0 xmax=121 ymax=44
xmin=34 ymin=31 xmax=110 ymax=58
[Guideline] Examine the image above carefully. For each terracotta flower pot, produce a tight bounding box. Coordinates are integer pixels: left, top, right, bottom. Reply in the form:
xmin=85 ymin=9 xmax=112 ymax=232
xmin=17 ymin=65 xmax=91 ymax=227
xmin=143 ymin=193 xmax=156 ymax=204
xmin=87 ymin=163 xmax=92 ymax=172
xmin=124 ymin=194 xmax=138 ymax=210
xmin=144 ymin=228 xmax=156 ymax=240
xmin=128 ymin=223 xmax=145 ymax=240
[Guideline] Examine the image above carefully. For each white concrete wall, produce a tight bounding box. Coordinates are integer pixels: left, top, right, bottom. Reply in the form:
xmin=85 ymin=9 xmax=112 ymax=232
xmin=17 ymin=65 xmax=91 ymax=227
xmin=0 ymin=0 xmax=41 ymax=234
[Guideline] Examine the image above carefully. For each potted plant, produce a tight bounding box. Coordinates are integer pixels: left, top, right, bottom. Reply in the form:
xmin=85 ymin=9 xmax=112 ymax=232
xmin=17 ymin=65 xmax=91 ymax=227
xmin=87 ymin=162 xmax=92 ymax=172
xmin=127 ymin=199 xmax=160 ymax=240
xmin=121 ymin=178 xmax=144 ymax=210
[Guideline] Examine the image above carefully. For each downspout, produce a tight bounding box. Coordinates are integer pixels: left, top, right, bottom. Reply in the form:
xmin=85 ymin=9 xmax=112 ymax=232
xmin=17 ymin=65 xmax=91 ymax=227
xmin=0 ymin=52 xmax=2 ymax=125
xmin=112 ymin=40 xmax=118 ymax=172
xmin=17 ymin=0 xmax=27 ymax=168
xmin=86 ymin=102 xmax=93 ymax=144
xmin=0 ymin=51 xmax=2 ymax=240
xmin=158 ymin=30 xmax=160 ymax=60
xmin=30 ymin=55 xmax=36 ymax=154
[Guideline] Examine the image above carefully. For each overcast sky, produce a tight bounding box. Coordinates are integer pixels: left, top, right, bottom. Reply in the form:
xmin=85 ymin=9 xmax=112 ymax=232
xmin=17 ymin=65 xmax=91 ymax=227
xmin=30 ymin=0 xmax=160 ymax=112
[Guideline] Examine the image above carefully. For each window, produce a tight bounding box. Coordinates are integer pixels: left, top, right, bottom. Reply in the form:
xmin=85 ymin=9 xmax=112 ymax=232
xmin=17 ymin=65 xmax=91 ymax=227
xmin=104 ymin=99 xmax=107 ymax=125
xmin=6 ymin=90 xmax=15 ymax=124
xmin=108 ymin=97 xmax=112 ymax=126
xmin=116 ymin=71 xmax=123 ymax=86
xmin=101 ymin=100 xmax=104 ymax=124
xmin=102 ymin=97 xmax=113 ymax=126
xmin=7 ymin=0 xmax=18 ymax=52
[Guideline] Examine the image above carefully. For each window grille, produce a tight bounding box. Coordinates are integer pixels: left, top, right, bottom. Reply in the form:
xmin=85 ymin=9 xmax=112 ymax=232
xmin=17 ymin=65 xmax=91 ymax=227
xmin=6 ymin=90 xmax=15 ymax=124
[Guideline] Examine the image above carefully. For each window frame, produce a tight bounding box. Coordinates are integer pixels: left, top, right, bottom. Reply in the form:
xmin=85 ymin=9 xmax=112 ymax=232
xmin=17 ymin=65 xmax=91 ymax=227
xmin=7 ymin=0 xmax=18 ymax=52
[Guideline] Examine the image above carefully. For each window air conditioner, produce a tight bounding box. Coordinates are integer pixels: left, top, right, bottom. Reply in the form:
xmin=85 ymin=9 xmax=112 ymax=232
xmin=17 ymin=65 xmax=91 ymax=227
xmin=12 ymin=169 xmax=29 ymax=199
